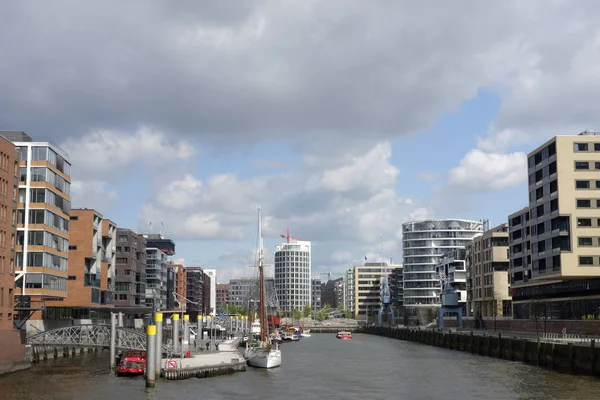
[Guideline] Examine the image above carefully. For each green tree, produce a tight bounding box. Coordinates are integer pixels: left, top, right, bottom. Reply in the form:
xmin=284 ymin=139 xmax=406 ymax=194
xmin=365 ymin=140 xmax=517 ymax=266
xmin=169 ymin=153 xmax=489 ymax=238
xmin=293 ymin=308 xmax=302 ymax=320
xmin=303 ymin=305 xmax=312 ymax=318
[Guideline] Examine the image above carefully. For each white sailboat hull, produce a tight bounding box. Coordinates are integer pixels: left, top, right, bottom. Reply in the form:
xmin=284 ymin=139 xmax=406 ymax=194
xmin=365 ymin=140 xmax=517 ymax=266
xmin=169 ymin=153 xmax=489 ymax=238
xmin=246 ymin=348 xmax=282 ymax=369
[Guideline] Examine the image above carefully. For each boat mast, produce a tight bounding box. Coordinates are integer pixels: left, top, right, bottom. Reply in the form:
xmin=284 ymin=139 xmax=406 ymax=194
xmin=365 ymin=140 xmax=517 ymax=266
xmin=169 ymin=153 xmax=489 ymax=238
xmin=258 ymin=207 xmax=267 ymax=343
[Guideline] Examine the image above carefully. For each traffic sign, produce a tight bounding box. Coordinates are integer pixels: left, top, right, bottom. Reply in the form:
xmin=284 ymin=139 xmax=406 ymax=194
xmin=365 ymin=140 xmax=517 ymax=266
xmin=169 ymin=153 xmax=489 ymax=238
xmin=167 ymin=359 xmax=177 ymax=369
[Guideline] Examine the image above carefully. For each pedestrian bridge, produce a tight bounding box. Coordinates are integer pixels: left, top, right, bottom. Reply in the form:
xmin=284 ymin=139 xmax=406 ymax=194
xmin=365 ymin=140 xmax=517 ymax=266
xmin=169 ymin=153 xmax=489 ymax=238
xmin=27 ymin=324 xmax=170 ymax=352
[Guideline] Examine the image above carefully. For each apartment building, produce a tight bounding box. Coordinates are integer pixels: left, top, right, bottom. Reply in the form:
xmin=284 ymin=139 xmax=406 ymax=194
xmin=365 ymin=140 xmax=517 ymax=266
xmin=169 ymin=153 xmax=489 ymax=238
xmin=510 ymin=131 xmax=600 ymax=320
xmin=321 ymin=277 xmax=344 ymax=309
xmin=343 ymin=268 xmax=354 ymax=315
xmin=5 ymin=131 xmax=72 ymax=322
xmin=0 ymin=136 xmax=23 ymax=374
xmin=143 ymin=234 xmax=175 ymax=311
xmin=203 ymin=268 xmax=217 ymax=315
xmin=311 ymin=277 xmax=321 ymax=310
xmin=166 ymin=266 xmax=175 ymax=310
xmin=352 ymin=263 xmax=401 ymax=320
xmin=466 ymin=223 xmax=511 ymax=318
xmin=114 ymin=229 xmax=147 ymax=308
xmin=169 ymin=264 xmax=187 ymax=310
xmin=44 ymin=209 xmax=115 ymax=319
xmin=402 ymin=219 xmax=483 ymax=322
xmin=185 ymin=267 xmax=204 ymax=317
xmin=202 ymin=271 xmax=211 ymax=315
xmin=274 ymin=239 xmax=311 ymax=313
xmin=229 ymin=277 xmax=257 ymax=309
xmin=389 ymin=267 xmax=404 ymax=310
xmin=216 ymin=283 xmax=229 ymax=313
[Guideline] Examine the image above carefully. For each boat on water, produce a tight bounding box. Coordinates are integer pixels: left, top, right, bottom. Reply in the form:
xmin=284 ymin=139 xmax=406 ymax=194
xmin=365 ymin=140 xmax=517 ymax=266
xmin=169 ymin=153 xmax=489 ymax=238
xmin=280 ymin=327 xmax=300 ymax=341
xmin=301 ymin=329 xmax=311 ymax=338
xmin=116 ymin=350 xmax=146 ymax=376
xmin=245 ymin=207 xmax=282 ymax=369
xmin=336 ymin=331 xmax=353 ymax=340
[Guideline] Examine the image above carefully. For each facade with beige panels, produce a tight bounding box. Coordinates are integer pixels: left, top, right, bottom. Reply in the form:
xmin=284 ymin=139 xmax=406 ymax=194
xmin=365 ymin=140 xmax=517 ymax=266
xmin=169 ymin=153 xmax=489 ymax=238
xmin=510 ymin=131 xmax=600 ymax=320
xmin=466 ymin=223 xmax=511 ymax=318
xmin=352 ymin=263 xmax=401 ymax=320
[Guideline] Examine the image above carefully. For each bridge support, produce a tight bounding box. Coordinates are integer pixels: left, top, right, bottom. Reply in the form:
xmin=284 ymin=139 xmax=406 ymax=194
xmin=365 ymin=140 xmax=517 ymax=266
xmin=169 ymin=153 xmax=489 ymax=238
xmin=172 ymin=313 xmax=180 ymax=355
xmin=155 ymin=312 xmax=163 ymax=373
xmin=118 ymin=312 xmax=124 ymax=327
xmin=146 ymin=325 xmax=156 ymax=388
xmin=110 ymin=312 xmax=117 ymax=370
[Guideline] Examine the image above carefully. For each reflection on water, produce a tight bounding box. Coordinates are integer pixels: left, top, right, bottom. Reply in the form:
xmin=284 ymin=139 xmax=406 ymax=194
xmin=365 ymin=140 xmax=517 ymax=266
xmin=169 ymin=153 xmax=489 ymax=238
xmin=1 ymin=334 xmax=600 ymax=400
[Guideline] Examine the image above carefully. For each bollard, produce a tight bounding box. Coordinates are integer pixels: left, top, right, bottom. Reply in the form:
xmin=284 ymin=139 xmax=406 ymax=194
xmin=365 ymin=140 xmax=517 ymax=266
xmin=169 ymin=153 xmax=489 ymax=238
xmin=172 ymin=314 xmax=180 ymax=355
xmin=183 ymin=314 xmax=190 ymax=355
xmin=146 ymin=325 xmax=157 ymax=388
xmin=110 ymin=312 xmax=117 ymax=370
xmin=155 ymin=312 xmax=163 ymax=373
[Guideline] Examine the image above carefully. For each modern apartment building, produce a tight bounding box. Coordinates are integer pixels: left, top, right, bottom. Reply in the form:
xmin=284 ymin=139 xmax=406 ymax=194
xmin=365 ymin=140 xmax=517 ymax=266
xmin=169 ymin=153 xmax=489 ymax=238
xmin=202 ymin=271 xmax=211 ymax=315
xmin=402 ymin=219 xmax=483 ymax=321
xmin=114 ymin=229 xmax=147 ymax=308
xmin=274 ymin=239 xmax=311 ymax=313
xmin=510 ymin=131 xmax=600 ymax=320
xmin=166 ymin=266 xmax=175 ymax=310
xmin=203 ymin=268 xmax=217 ymax=315
xmin=169 ymin=264 xmax=187 ymax=309
xmin=228 ymin=277 xmax=255 ymax=309
xmin=311 ymin=277 xmax=321 ymax=310
xmin=0 ymin=135 xmax=23 ymax=374
xmin=185 ymin=267 xmax=204 ymax=317
xmin=466 ymin=223 xmax=511 ymax=318
xmin=321 ymin=277 xmax=344 ymax=309
xmin=143 ymin=234 xmax=175 ymax=311
xmin=216 ymin=283 xmax=229 ymax=313
xmin=352 ymin=263 xmax=401 ymax=320
xmin=389 ymin=267 xmax=404 ymax=310
xmin=44 ymin=209 xmax=115 ymax=319
xmin=6 ymin=131 xmax=72 ymax=322
xmin=343 ymin=268 xmax=355 ymax=315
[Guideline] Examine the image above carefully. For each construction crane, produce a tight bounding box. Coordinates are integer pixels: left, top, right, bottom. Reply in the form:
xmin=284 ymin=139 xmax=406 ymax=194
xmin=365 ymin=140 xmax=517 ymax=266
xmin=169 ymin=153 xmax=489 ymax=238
xmin=377 ymin=262 xmax=395 ymax=327
xmin=280 ymin=228 xmax=306 ymax=243
xmin=436 ymin=269 xmax=463 ymax=329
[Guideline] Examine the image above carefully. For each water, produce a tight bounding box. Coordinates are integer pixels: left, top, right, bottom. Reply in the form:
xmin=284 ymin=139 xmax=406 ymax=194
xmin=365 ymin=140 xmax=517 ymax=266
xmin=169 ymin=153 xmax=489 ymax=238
xmin=2 ymin=333 xmax=600 ymax=400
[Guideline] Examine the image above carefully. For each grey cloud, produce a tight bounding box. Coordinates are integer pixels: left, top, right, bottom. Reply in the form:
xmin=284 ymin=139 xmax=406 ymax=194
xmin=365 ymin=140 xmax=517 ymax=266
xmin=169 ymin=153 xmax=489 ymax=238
xmin=0 ymin=0 xmax=537 ymax=144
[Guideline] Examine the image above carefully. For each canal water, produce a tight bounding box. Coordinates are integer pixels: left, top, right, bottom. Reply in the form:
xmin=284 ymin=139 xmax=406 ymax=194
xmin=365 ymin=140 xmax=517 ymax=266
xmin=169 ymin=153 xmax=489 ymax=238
xmin=2 ymin=333 xmax=600 ymax=400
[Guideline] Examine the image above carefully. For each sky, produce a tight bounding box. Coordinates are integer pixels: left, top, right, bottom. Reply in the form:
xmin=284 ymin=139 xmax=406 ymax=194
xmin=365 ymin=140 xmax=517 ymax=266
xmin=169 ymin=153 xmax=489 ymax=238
xmin=1 ymin=1 xmax=600 ymax=283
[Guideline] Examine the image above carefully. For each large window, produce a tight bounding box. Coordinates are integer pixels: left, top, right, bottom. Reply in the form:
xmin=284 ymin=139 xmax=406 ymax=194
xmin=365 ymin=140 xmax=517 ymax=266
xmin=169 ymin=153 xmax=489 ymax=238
xmin=574 ymin=143 xmax=589 ymax=151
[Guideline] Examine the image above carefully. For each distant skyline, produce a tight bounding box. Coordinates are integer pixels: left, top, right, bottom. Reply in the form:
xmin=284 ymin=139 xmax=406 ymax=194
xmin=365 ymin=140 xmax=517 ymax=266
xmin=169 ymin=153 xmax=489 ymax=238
xmin=2 ymin=1 xmax=599 ymax=282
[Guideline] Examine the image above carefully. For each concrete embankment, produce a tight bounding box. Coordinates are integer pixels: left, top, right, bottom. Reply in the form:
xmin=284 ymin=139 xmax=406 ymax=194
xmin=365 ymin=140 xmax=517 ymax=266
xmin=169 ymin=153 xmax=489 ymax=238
xmin=308 ymin=327 xmax=359 ymax=333
xmin=363 ymin=326 xmax=600 ymax=378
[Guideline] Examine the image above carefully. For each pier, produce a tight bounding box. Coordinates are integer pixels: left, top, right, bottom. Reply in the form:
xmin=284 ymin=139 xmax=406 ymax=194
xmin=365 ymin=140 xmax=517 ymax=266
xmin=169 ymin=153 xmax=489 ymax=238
xmin=363 ymin=326 xmax=600 ymax=377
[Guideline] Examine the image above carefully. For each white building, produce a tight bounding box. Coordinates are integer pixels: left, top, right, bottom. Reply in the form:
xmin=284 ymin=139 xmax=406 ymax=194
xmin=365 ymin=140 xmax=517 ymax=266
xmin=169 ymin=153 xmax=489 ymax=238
xmin=204 ymin=268 xmax=217 ymax=316
xmin=343 ymin=268 xmax=354 ymax=315
xmin=274 ymin=239 xmax=311 ymax=313
xmin=402 ymin=219 xmax=483 ymax=322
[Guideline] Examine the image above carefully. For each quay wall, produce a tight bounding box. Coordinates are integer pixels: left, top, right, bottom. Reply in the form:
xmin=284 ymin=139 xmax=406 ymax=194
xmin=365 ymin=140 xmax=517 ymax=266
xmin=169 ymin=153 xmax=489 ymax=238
xmin=443 ymin=317 xmax=600 ymax=336
xmin=309 ymin=327 xmax=359 ymax=333
xmin=29 ymin=345 xmax=103 ymax=363
xmin=363 ymin=326 xmax=600 ymax=378
xmin=0 ymin=330 xmax=28 ymax=375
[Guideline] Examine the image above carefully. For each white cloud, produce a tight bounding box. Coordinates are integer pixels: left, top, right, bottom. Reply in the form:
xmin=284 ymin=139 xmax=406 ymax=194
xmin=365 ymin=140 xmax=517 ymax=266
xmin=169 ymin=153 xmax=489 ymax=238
xmin=70 ymin=180 xmax=119 ymax=210
xmin=448 ymin=149 xmax=527 ymax=191
xmin=138 ymin=141 xmax=432 ymax=271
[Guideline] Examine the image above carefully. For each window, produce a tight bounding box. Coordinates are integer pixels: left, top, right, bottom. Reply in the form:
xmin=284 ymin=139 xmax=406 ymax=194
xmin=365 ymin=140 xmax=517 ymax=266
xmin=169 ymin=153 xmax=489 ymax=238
xmin=70 ymin=216 xmax=78 ymax=220
xmin=118 ymin=235 xmax=128 ymax=242
xmin=596 ymin=162 xmax=600 ymax=170
xmin=597 ymin=199 xmax=600 ymax=208
xmin=578 ymin=237 xmax=593 ymax=246
xmin=575 ymin=143 xmax=589 ymax=151
xmin=575 ymin=162 xmax=590 ymax=170
xmin=579 ymin=256 xmax=594 ymax=265
xmin=68 ymin=245 xmax=77 ymax=250
xmin=578 ymin=218 xmax=592 ymax=227
xmin=576 ymin=180 xmax=590 ymax=189
xmin=577 ymin=199 xmax=591 ymax=208
xmin=550 ymin=180 xmax=558 ymax=193
xmin=595 ymin=143 xmax=600 ymax=151
xmin=549 ymin=161 xmax=557 ymax=175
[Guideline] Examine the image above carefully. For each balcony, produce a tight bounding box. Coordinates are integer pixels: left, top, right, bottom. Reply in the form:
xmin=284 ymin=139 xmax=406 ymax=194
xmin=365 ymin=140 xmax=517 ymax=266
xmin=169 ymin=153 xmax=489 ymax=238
xmin=97 ymin=238 xmax=102 ymax=247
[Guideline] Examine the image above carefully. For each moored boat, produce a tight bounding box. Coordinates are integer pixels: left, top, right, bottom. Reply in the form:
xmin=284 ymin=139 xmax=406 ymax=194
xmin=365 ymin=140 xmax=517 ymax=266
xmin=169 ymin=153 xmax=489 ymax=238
xmin=116 ymin=350 xmax=146 ymax=376
xmin=336 ymin=331 xmax=352 ymax=340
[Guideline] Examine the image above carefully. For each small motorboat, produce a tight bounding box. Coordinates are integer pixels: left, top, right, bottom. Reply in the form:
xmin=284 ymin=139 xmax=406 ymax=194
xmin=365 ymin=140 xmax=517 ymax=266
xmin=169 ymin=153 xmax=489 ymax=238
xmin=336 ymin=331 xmax=352 ymax=340
xmin=116 ymin=350 xmax=146 ymax=376
xmin=301 ymin=329 xmax=311 ymax=338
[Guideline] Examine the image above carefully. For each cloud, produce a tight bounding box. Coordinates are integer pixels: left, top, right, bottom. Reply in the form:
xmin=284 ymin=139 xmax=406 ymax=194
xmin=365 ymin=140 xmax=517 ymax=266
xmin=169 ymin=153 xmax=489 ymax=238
xmin=70 ymin=180 xmax=119 ymax=210
xmin=139 ymin=141 xmax=433 ymax=271
xmin=448 ymin=149 xmax=527 ymax=191
xmin=0 ymin=0 xmax=554 ymax=146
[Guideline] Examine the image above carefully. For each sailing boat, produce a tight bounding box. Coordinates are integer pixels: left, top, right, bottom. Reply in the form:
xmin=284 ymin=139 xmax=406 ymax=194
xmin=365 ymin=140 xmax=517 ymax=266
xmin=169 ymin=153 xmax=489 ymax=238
xmin=245 ymin=207 xmax=282 ymax=369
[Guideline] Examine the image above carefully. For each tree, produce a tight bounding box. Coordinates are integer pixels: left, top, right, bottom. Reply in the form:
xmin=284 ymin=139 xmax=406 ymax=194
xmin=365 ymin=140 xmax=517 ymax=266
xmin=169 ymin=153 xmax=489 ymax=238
xmin=293 ymin=308 xmax=302 ymax=321
xmin=303 ymin=305 xmax=312 ymax=319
